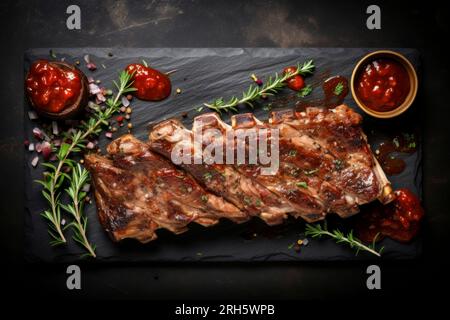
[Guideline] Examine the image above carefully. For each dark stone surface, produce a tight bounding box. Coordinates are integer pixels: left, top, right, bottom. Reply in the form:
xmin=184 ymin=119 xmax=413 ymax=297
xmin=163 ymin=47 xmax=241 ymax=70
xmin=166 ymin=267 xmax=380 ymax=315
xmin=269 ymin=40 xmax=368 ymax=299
xmin=1 ymin=0 xmax=449 ymax=300
xmin=24 ymin=47 xmax=422 ymax=263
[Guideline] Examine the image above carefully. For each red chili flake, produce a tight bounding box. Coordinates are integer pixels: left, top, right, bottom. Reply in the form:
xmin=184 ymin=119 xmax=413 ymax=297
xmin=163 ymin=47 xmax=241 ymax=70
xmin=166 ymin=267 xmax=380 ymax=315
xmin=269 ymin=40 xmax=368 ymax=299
xmin=116 ymin=115 xmax=124 ymax=123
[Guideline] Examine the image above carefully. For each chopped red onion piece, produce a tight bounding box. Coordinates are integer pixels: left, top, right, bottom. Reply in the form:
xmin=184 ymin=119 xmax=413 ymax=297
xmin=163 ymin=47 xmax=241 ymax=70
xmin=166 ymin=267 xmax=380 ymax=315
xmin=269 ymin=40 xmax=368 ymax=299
xmin=84 ymin=54 xmax=90 ymax=64
xmin=53 ymin=139 xmax=61 ymax=147
xmin=121 ymin=96 xmax=130 ymax=107
xmin=89 ymin=83 xmax=101 ymax=95
xmin=86 ymin=141 xmax=95 ymax=149
xmin=96 ymin=93 xmax=106 ymax=102
xmin=120 ymin=106 xmax=126 ymax=113
xmin=32 ymin=127 xmax=44 ymax=140
xmin=105 ymin=132 xmax=113 ymax=139
xmin=28 ymin=111 xmax=39 ymax=120
xmin=31 ymin=156 xmax=39 ymax=167
xmin=82 ymin=184 xmax=91 ymax=192
xmin=87 ymin=62 xmax=97 ymax=71
xmin=87 ymin=76 xmax=95 ymax=83
xmin=52 ymin=121 xmax=59 ymax=135
xmin=41 ymin=141 xmax=52 ymax=160
xmin=35 ymin=142 xmax=42 ymax=153
xmin=28 ymin=143 xmax=35 ymax=152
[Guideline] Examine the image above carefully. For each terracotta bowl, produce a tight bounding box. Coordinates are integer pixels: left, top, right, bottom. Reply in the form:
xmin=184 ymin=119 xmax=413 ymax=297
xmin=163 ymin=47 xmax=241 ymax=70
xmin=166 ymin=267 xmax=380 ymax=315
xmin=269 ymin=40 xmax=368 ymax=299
xmin=350 ymin=50 xmax=418 ymax=119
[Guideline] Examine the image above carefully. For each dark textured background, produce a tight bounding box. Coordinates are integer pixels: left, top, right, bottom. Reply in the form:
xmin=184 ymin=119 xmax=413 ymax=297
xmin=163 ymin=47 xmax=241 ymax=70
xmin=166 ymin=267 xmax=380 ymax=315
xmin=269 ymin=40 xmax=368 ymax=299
xmin=1 ymin=0 xmax=450 ymax=300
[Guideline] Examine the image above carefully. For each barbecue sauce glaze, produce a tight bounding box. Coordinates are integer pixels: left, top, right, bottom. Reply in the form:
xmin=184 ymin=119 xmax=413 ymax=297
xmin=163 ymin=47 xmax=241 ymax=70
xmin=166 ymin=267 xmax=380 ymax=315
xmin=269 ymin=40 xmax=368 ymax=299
xmin=355 ymin=189 xmax=424 ymax=243
xmin=125 ymin=63 xmax=171 ymax=101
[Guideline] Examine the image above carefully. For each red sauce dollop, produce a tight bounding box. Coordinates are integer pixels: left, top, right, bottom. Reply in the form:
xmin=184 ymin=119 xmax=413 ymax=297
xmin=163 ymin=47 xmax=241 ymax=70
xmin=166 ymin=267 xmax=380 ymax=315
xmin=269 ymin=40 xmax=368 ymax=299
xmin=355 ymin=188 xmax=424 ymax=243
xmin=25 ymin=60 xmax=82 ymax=113
xmin=125 ymin=63 xmax=171 ymax=101
xmin=356 ymin=59 xmax=410 ymax=112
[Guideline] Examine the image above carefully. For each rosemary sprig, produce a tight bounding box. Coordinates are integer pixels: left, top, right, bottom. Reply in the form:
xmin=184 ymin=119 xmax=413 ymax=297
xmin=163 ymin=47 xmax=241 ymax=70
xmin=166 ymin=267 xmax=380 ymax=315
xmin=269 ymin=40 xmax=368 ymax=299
xmin=36 ymin=70 xmax=135 ymax=250
xmin=305 ymin=223 xmax=384 ymax=257
xmin=61 ymin=164 xmax=96 ymax=257
xmin=203 ymin=60 xmax=314 ymax=113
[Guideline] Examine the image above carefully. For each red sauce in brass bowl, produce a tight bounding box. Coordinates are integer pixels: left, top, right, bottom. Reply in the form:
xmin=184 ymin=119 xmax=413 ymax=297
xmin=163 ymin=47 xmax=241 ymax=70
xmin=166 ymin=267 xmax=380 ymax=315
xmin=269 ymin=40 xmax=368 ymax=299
xmin=351 ymin=50 xmax=418 ymax=119
xmin=356 ymin=58 xmax=410 ymax=112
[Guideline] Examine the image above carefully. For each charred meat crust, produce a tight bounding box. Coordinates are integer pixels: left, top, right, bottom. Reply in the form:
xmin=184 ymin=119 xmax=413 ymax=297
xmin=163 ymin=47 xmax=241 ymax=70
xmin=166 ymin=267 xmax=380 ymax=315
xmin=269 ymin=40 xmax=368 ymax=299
xmin=86 ymin=105 xmax=393 ymax=243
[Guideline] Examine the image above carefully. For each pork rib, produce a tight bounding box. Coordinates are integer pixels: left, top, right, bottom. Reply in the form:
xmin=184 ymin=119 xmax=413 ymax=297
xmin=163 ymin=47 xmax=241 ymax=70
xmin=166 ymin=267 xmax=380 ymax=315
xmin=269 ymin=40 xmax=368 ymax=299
xmin=85 ymin=104 xmax=394 ymax=243
xmin=84 ymin=134 xmax=246 ymax=242
xmin=149 ymin=119 xmax=294 ymax=225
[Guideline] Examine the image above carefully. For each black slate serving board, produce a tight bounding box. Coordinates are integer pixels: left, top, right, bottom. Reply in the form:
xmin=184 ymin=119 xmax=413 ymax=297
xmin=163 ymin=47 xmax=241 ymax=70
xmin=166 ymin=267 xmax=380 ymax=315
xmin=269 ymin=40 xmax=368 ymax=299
xmin=24 ymin=48 xmax=422 ymax=263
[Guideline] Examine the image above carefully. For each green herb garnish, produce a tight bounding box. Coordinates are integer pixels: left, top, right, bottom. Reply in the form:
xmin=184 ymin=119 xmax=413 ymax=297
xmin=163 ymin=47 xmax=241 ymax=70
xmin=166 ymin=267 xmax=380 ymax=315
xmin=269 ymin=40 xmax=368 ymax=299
xmin=36 ymin=70 xmax=136 ymax=256
xmin=334 ymin=82 xmax=344 ymax=96
xmin=305 ymin=223 xmax=384 ymax=257
xmin=296 ymin=181 xmax=308 ymax=189
xmin=297 ymin=84 xmax=313 ymax=97
xmin=203 ymin=172 xmax=213 ymax=181
xmin=288 ymin=149 xmax=297 ymax=157
xmin=60 ymin=164 xmax=96 ymax=258
xmin=203 ymin=60 xmax=315 ymax=113
xmin=333 ymin=159 xmax=344 ymax=171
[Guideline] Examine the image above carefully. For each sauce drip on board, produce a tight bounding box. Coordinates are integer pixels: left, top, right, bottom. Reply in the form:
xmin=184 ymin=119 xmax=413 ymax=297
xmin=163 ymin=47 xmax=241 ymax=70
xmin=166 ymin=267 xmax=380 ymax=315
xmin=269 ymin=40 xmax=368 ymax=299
xmin=355 ymin=188 xmax=424 ymax=243
xmin=356 ymin=58 xmax=410 ymax=112
xmin=25 ymin=60 xmax=82 ymax=113
xmin=125 ymin=63 xmax=171 ymax=101
xmin=374 ymin=133 xmax=417 ymax=175
xmin=295 ymin=75 xmax=349 ymax=111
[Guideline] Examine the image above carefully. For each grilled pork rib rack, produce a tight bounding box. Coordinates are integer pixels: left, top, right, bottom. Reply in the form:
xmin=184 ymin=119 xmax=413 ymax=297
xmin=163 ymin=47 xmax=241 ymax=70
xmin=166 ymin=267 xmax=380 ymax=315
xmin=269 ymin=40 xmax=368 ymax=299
xmin=85 ymin=105 xmax=394 ymax=243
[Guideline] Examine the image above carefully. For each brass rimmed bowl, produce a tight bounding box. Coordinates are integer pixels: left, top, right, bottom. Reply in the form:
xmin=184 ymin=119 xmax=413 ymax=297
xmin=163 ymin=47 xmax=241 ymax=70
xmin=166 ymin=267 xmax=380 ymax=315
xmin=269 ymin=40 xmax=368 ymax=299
xmin=350 ymin=50 xmax=418 ymax=119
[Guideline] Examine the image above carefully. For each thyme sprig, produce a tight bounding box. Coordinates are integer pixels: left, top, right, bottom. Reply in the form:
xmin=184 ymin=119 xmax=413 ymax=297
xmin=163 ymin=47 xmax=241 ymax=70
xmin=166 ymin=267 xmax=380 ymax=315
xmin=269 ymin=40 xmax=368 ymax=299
xmin=203 ymin=60 xmax=314 ymax=113
xmin=305 ymin=223 xmax=384 ymax=257
xmin=36 ymin=70 xmax=135 ymax=253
